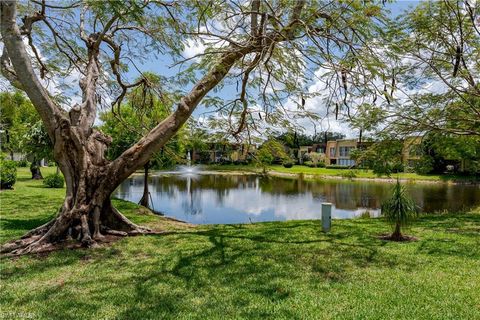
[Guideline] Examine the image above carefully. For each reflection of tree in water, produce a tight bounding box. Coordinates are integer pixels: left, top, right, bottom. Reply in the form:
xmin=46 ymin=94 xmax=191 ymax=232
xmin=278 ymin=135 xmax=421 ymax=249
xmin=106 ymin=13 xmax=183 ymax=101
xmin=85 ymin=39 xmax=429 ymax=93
xmin=406 ymin=184 xmax=479 ymax=213
xmin=116 ymin=174 xmax=480 ymax=216
xmin=150 ymin=174 xmax=255 ymax=215
xmin=115 ymin=175 xmax=144 ymax=196
xmin=259 ymin=176 xmax=305 ymax=196
xmin=309 ymin=181 xmax=387 ymax=210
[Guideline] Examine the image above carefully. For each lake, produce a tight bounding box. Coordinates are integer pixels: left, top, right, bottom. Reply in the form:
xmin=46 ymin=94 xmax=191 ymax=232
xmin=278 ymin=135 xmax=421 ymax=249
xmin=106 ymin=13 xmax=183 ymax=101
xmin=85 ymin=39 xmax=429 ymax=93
xmin=114 ymin=172 xmax=480 ymax=224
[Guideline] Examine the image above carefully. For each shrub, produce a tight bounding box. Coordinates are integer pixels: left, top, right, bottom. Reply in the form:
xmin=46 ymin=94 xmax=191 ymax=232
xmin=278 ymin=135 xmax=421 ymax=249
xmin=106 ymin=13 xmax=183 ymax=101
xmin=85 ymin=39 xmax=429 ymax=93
xmin=340 ymin=170 xmax=357 ymax=179
xmin=358 ymin=211 xmax=371 ymax=219
xmin=282 ymin=161 xmax=293 ymax=168
xmin=16 ymin=159 xmax=29 ymax=167
xmin=326 ymin=165 xmax=350 ymax=169
xmin=381 ymin=180 xmax=418 ymax=241
xmin=303 ymin=161 xmax=313 ymax=167
xmin=372 ymin=161 xmax=404 ymax=177
xmin=0 ymin=159 xmax=17 ymax=189
xmin=43 ymin=173 xmax=65 ymax=188
xmin=222 ymin=159 xmax=232 ymax=165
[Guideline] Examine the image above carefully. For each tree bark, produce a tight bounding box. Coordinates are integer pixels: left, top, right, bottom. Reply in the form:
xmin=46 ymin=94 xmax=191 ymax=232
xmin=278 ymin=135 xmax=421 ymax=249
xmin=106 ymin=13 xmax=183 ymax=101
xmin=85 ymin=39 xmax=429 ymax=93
xmin=30 ymin=159 xmax=43 ymax=179
xmin=1 ymin=129 xmax=151 ymax=255
xmin=139 ymin=161 xmax=150 ymax=208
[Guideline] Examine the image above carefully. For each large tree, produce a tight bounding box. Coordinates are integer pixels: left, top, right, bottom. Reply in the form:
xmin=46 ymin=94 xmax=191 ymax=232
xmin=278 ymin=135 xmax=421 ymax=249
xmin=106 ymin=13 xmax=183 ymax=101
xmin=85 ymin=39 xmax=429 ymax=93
xmin=0 ymin=0 xmax=387 ymax=254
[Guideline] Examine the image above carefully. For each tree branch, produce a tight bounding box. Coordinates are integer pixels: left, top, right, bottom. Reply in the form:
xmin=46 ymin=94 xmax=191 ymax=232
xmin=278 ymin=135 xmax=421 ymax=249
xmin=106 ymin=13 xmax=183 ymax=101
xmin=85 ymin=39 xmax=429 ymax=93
xmin=0 ymin=0 xmax=61 ymax=138
xmin=106 ymin=46 xmax=247 ymax=187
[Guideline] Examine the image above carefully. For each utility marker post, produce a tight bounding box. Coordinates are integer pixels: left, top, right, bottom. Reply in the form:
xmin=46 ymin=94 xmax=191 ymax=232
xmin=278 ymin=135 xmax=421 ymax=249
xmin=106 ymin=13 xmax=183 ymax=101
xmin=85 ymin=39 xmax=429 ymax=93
xmin=321 ymin=203 xmax=332 ymax=232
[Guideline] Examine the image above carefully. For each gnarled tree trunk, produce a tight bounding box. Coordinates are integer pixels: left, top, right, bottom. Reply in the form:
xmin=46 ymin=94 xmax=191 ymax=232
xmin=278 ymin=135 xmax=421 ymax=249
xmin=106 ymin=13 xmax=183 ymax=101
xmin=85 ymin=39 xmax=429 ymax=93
xmin=1 ymin=125 xmax=150 ymax=255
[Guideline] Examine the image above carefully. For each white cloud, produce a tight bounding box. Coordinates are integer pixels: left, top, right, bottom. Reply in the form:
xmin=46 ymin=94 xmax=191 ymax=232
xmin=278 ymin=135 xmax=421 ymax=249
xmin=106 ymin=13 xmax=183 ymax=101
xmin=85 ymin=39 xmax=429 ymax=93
xmin=182 ymin=38 xmax=207 ymax=61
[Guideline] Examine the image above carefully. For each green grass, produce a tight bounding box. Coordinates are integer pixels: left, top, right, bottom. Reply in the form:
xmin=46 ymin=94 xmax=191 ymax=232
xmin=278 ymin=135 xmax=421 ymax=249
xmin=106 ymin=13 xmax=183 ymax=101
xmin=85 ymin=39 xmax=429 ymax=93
xmin=205 ymin=164 xmax=478 ymax=182
xmin=1 ymin=168 xmax=480 ymax=319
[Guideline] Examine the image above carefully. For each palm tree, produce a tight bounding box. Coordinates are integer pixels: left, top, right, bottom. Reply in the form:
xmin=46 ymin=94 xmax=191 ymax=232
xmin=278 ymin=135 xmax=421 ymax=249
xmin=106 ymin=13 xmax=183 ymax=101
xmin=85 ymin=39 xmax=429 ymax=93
xmin=381 ymin=180 xmax=418 ymax=241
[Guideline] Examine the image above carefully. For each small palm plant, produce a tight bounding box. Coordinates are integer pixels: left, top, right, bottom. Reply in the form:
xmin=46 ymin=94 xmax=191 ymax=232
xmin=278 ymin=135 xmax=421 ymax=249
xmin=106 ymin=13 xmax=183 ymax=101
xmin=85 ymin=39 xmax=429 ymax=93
xmin=381 ymin=180 xmax=418 ymax=241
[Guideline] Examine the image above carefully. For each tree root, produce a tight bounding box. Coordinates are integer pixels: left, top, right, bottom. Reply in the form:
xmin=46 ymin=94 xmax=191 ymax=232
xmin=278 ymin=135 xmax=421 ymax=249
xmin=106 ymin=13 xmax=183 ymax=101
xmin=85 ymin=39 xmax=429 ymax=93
xmin=2 ymin=237 xmax=56 ymax=256
xmin=1 ymin=204 xmax=160 ymax=257
xmin=20 ymin=219 xmax=55 ymax=239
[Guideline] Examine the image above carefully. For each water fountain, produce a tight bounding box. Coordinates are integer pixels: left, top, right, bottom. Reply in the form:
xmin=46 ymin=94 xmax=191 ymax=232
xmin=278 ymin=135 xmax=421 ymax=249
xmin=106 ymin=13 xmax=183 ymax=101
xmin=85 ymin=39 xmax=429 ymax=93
xmin=178 ymin=150 xmax=200 ymax=175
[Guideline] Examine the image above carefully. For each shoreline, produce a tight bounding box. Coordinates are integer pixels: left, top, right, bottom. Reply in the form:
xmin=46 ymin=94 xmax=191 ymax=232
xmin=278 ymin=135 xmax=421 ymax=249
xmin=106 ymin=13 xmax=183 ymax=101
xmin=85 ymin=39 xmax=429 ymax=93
xmin=148 ymin=168 xmax=479 ymax=185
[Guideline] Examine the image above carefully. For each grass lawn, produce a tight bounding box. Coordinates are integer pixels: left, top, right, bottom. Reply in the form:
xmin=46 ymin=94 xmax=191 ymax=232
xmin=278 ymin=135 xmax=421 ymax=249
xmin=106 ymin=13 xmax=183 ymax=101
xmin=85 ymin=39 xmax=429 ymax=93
xmin=1 ymin=168 xmax=480 ymax=319
xmin=205 ymin=164 xmax=478 ymax=182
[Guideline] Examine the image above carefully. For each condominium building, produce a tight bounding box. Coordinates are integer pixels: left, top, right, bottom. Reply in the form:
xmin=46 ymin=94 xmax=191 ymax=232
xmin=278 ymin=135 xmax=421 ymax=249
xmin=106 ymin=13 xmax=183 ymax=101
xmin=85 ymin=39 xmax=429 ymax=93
xmin=326 ymin=139 xmax=359 ymax=166
xmin=401 ymin=136 xmax=423 ymax=167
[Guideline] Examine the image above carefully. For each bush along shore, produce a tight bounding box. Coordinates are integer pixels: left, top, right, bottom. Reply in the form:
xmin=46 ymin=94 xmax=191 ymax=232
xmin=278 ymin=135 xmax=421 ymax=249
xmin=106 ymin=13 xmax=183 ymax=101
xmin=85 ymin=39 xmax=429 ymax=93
xmin=204 ymin=164 xmax=480 ymax=184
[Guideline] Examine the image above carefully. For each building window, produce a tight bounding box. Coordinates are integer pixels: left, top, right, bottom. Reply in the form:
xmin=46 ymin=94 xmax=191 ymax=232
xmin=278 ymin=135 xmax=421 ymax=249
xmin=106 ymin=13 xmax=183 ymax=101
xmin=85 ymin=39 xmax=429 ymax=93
xmin=329 ymin=147 xmax=336 ymax=157
xmin=338 ymin=159 xmax=356 ymax=166
xmin=339 ymin=146 xmax=354 ymax=157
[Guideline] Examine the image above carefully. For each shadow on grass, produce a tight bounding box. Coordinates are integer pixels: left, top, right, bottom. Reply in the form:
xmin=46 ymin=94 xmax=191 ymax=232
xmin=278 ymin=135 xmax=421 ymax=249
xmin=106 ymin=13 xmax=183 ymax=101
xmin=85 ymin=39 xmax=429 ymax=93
xmin=107 ymin=220 xmax=419 ymax=318
xmin=0 ymin=217 xmax=53 ymax=233
xmin=1 ymin=213 xmax=479 ymax=319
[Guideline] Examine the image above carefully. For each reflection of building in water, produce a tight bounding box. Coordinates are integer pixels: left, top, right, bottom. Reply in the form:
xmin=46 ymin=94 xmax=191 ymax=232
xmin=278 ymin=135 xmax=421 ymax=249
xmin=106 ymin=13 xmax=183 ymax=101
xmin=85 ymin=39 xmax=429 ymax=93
xmin=113 ymin=173 xmax=480 ymax=224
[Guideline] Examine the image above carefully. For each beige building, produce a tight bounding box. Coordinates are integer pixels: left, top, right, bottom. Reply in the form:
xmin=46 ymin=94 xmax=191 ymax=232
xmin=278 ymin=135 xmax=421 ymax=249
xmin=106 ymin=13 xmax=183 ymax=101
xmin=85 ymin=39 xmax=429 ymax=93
xmin=326 ymin=139 xmax=358 ymax=166
xmin=402 ymin=136 xmax=423 ymax=167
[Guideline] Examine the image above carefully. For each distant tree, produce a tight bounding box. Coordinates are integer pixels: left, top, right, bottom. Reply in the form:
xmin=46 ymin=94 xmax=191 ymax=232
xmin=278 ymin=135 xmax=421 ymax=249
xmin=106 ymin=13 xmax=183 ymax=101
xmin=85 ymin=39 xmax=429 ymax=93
xmin=183 ymin=123 xmax=210 ymax=163
xmin=381 ymin=180 xmax=418 ymax=241
xmin=415 ymin=133 xmax=480 ymax=175
xmin=351 ymin=139 xmax=403 ymax=176
xmin=275 ymin=131 xmax=346 ymax=149
xmin=22 ymin=121 xmax=53 ymax=179
xmin=255 ymin=140 xmax=289 ymax=174
xmin=0 ymin=92 xmax=54 ymax=179
xmin=305 ymin=152 xmax=325 ymax=168
xmin=0 ymin=91 xmax=38 ymax=160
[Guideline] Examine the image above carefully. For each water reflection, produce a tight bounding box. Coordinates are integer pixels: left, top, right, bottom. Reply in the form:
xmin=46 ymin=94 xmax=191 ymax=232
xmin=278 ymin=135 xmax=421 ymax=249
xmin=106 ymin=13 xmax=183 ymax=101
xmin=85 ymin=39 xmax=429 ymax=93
xmin=115 ymin=173 xmax=480 ymax=224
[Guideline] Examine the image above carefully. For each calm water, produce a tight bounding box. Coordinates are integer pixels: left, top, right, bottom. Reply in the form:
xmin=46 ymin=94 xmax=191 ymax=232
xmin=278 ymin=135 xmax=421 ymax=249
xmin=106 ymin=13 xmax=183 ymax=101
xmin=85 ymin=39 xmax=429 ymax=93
xmin=114 ymin=172 xmax=480 ymax=224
